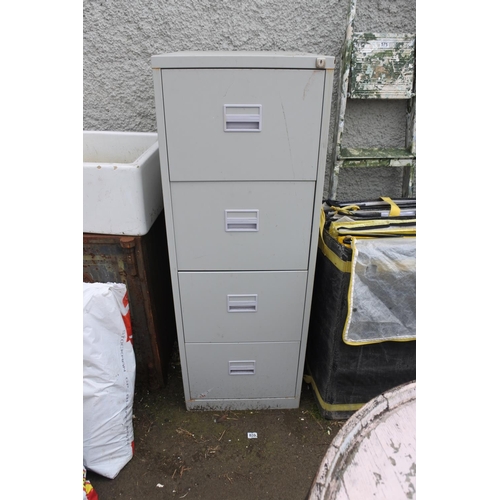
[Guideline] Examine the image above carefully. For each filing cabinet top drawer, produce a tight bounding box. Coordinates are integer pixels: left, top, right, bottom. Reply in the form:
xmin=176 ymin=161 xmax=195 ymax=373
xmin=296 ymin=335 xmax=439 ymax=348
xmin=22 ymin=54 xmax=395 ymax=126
xmin=152 ymin=51 xmax=334 ymax=70
xmin=161 ymin=68 xmax=325 ymax=181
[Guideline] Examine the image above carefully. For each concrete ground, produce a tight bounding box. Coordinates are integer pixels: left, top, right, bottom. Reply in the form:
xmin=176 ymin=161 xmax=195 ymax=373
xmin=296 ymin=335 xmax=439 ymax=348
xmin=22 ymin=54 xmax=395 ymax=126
xmin=85 ymin=345 xmax=344 ymax=500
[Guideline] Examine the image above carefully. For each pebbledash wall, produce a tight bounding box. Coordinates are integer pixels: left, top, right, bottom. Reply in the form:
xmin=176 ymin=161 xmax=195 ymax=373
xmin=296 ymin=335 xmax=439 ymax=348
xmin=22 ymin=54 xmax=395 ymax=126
xmin=83 ymin=0 xmax=416 ymax=200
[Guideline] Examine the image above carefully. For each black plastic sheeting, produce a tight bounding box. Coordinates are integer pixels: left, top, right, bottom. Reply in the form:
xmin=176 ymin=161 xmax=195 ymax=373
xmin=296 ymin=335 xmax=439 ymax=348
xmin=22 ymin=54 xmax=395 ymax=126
xmin=305 ymin=226 xmax=416 ymax=419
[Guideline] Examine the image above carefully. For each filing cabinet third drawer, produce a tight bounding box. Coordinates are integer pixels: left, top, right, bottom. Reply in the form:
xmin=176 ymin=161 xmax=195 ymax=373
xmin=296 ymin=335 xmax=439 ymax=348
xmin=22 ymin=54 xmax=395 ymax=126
xmin=152 ymin=51 xmax=334 ymax=410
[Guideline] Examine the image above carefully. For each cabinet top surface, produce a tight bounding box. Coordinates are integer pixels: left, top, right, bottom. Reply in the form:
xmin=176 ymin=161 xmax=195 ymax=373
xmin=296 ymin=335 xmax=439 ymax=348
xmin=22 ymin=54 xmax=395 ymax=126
xmin=151 ymin=51 xmax=334 ymax=69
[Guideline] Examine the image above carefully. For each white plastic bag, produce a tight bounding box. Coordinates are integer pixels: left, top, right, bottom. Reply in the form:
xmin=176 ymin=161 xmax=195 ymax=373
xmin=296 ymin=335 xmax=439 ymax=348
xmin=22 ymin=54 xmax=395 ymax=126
xmin=83 ymin=282 xmax=136 ymax=479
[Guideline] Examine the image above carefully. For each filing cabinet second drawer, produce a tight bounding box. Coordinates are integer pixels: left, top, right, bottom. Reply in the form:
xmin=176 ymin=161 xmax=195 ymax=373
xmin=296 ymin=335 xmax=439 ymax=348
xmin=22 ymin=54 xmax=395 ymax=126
xmin=171 ymin=180 xmax=316 ymax=271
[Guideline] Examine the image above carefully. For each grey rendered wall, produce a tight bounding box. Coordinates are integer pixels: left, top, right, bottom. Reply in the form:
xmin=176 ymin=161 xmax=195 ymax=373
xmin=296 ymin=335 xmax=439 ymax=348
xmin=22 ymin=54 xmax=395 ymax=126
xmin=83 ymin=0 xmax=415 ymax=200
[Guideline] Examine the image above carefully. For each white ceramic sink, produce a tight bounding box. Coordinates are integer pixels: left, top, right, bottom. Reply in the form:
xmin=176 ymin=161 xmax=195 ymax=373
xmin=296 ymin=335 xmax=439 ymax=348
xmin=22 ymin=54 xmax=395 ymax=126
xmin=83 ymin=131 xmax=163 ymax=235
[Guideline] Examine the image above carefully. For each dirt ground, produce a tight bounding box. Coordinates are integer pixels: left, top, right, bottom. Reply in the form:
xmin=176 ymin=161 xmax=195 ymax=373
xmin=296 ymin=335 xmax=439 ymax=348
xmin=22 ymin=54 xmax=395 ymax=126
xmin=86 ymin=345 xmax=344 ymax=500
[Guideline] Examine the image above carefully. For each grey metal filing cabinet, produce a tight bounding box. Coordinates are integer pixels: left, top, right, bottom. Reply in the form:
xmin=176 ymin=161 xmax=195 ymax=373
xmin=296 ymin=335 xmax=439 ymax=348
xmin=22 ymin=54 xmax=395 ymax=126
xmin=152 ymin=51 xmax=334 ymax=410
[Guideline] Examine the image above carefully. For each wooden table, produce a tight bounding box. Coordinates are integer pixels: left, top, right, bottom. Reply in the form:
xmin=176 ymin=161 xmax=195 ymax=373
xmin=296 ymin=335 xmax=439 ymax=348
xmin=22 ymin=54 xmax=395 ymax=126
xmin=308 ymin=381 xmax=416 ymax=499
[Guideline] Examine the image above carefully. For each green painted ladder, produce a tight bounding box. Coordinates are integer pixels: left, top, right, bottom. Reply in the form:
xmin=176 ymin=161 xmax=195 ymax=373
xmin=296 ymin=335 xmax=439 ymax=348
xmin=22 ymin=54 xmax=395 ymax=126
xmin=328 ymin=0 xmax=416 ymax=199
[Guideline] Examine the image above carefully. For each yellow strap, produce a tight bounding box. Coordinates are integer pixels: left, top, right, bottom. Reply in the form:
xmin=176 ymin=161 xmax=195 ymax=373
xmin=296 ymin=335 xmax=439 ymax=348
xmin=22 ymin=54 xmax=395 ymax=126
xmin=329 ymin=204 xmax=360 ymax=216
xmin=303 ymin=373 xmax=365 ymax=413
xmin=318 ymin=209 xmax=351 ymax=273
xmin=380 ymin=196 xmax=401 ymax=216
xmin=337 ymin=236 xmax=352 ymax=247
xmin=342 ymin=237 xmax=356 ymax=343
xmin=329 ymin=218 xmax=416 ymax=236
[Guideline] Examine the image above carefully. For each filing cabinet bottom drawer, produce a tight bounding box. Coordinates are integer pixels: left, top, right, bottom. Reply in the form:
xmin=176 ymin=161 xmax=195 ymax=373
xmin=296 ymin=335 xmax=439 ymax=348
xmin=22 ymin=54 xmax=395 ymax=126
xmin=185 ymin=342 xmax=300 ymax=403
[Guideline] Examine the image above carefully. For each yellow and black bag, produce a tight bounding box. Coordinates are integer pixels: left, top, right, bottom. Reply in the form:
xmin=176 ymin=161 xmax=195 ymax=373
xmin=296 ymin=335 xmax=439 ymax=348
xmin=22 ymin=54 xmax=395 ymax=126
xmin=305 ymin=198 xmax=416 ymax=419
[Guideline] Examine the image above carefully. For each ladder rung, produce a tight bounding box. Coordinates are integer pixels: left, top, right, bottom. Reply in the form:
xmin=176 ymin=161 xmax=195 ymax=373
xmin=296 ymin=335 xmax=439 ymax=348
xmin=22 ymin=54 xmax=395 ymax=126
xmin=339 ymin=147 xmax=416 ymax=160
